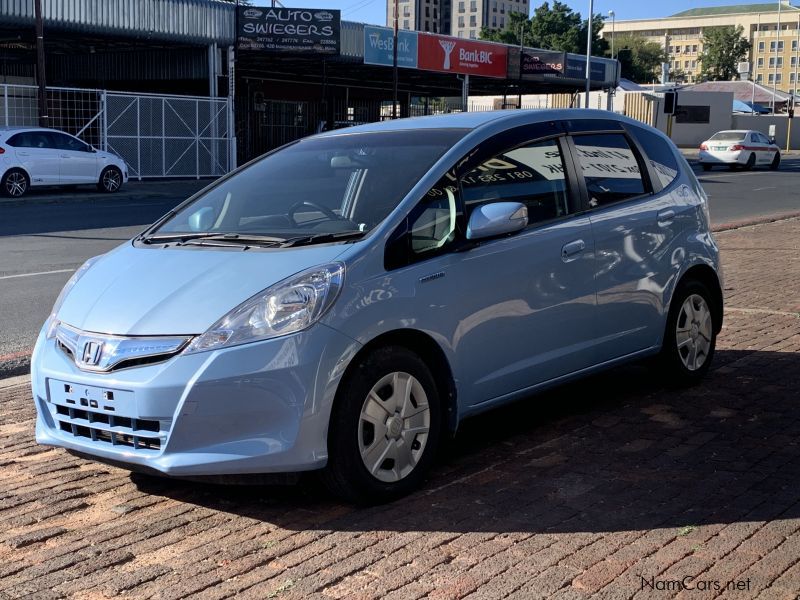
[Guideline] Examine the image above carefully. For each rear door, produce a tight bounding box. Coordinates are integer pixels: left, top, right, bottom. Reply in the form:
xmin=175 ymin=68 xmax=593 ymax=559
xmin=49 ymin=132 xmax=98 ymax=184
xmin=569 ymin=121 xmax=685 ymax=362
xmin=754 ymin=132 xmax=776 ymax=163
xmin=7 ymin=131 xmax=60 ymax=186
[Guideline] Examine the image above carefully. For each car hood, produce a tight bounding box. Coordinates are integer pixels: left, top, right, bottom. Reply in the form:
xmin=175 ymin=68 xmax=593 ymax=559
xmin=57 ymin=242 xmax=350 ymax=336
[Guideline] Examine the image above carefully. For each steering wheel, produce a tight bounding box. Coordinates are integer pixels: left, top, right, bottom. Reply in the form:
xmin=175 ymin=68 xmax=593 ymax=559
xmin=288 ymin=201 xmax=343 ymax=226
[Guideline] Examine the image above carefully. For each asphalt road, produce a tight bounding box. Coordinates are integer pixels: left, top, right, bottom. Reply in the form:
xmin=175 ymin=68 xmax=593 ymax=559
xmin=1 ymin=159 xmax=799 ymax=377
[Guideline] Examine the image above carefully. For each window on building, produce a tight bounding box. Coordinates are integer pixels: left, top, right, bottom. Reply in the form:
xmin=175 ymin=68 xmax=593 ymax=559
xmin=794 ymin=40 xmax=799 ymax=51
xmin=458 ymin=16 xmax=464 ymax=26
xmin=769 ymin=73 xmax=775 ymax=83
xmin=470 ymin=0 xmax=477 ymax=10
xmin=458 ymin=1 xmax=465 ymax=11
xmin=470 ymin=15 xmax=477 ymax=26
xmin=469 ymin=29 xmax=477 ymax=39
xmin=758 ymin=57 xmax=765 ymax=67
xmin=777 ymin=73 xmax=783 ymax=82
xmin=793 ymin=56 xmax=798 ymax=67
xmin=692 ymin=44 xmax=698 ymax=53
xmin=403 ymin=19 xmax=410 ymax=28
xmin=791 ymin=73 xmax=796 ymax=83
xmin=759 ymin=41 xmax=765 ymax=52
xmin=691 ymin=60 xmax=697 ymax=69
xmin=684 ymin=60 xmax=690 ymax=68
xmin=668 ymin=45 xmax=674 ymax=53
xmin=757 ymin=73 xmax=764 ymax=82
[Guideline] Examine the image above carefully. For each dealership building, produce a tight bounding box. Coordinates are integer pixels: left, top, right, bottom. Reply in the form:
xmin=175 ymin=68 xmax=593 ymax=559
xmin=0 ymin=0 xmax=618 ymax=176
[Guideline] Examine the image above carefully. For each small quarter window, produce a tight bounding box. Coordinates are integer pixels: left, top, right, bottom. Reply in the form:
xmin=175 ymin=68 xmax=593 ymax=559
xmin=410 ymin=174 xmax=459 ymax=255
xmin=628 ymin=125 xmax=680 ymax=188
xmin=572 ymin=133 xmax=646 ymax=208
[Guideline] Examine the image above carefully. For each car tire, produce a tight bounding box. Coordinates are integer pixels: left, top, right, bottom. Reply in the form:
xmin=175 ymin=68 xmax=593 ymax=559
xmin=657 ymin=280 xmax=718 ymax=387
xmin=321 ymin=346 xmax=442 ymax=504
xmin=1 ymin=168 xmax=29 ymax=198
xmin=745 ymin=153 xmax=756 ymax=170
xmin=97 ymin=166 xmax=123 ymax=193
xmin=701 ymin=163 xmax=712 ymax=171
xmin=770 ymin=152 xmax=781 ymax=170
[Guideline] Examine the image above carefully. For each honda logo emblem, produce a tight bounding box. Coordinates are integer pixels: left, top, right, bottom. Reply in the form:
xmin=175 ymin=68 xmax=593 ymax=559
xmin=81 ymin=341 xmax=103 ymax=366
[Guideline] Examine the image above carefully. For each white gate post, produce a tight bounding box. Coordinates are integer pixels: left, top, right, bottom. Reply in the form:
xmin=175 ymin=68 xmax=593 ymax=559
xmin=227 ymin=45 xmax=237 ymax=171
xmin=101 ymin=90 xmax=108 ymax=151
xmin=3 ymin=85 xmax=8 ymax=127
xmin=136 ymin=97 xmax=142 ymax=181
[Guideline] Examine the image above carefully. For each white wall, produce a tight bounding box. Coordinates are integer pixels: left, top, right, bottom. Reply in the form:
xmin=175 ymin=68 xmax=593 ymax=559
xmin=731 ymin=114 xmax=800 ymax=150
xmin=654 ymin=91 xmax=733 ymax=148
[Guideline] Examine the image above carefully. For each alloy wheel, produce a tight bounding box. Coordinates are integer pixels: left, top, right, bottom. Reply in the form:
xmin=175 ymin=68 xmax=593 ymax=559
xmin=675 ymin=294 xmax=713 ymax=372
xmin=358 ymin=371 xmax=431 ymax=483
xmin=103 ymin=169 xmax=121 ymax=192
xmin=5 ymin=172 xmax=27 ymax=197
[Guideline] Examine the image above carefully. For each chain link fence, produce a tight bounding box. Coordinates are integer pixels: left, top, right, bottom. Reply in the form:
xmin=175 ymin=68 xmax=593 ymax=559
xmin=0 ymin=84 xmax=232 ymax=179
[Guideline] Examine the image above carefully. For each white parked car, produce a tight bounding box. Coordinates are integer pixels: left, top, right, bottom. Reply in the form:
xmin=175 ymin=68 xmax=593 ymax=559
xmin=0 ymin=127 xmax=128 ymax=198
xmin=698 ymin=130 xmax=780 ymax=171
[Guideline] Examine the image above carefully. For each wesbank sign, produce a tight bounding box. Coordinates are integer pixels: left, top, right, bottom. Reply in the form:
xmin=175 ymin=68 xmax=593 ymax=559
xmin=363 ymin=26 xmax=418 ymax=68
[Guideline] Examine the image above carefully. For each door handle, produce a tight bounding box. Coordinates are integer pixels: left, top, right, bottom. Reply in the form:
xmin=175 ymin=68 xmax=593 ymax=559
xmin=60 ymin=154 xmax=70 ymax=159
xmin=18 ymin=152 xmax=30 ymax=156
xmin=657 ymin=209 xmax=676 ymax=227
xmin=561 ymin=239 xmax=586 ymax=262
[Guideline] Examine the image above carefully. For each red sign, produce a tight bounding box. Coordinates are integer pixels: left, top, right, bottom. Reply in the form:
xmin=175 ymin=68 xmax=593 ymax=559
xmin=417 ymin=34 xmax=508 ymax=79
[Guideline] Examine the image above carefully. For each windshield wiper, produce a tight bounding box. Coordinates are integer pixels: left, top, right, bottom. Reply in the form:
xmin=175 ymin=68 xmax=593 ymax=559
xmin=279 ymin=231 xmax=366 ymax=248
xmin=141 ymin=233 xmax=285 ymax=247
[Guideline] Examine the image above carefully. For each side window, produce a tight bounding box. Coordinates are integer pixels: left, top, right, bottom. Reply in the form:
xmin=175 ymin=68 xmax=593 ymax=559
xmin=460 ymin=138 xmax=570 ymax=226
xmin=628 ymin=125 xmax=680 ymax=188
xmin=48 ymin=132 xmax=84 ymax=151
xmin=410 ymin=173 xmax=458 ymax=255
xmin=6 ymin=133 xmax=29 ymax=147
xmin=28 ymin=133 xmax=51 ymax=149
xmin=572 ymin=133 xmax=646 ymax=208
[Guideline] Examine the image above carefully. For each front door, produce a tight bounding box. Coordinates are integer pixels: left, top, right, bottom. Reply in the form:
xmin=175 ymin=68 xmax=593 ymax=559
xmin=394 ymin=132 xmax=599 ymax=408
xmin=9 ymin=131 xmax=60 ymax=186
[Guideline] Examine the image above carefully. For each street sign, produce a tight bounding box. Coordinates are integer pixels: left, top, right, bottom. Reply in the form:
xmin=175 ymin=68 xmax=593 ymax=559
xmin=565 ymin=57 xmax=606 ymax=81
xmin=363 ymin=26 xmax=418 ymax=68
xmin=663 ymin=91 xmax=677 ymax=115
xmin=520 ymin=50 xmax=566 ymax=77
xmin=237 ymin=7 xmax=340 ymax=54
xmin=417 ymin=34 xmax=508 ymax=79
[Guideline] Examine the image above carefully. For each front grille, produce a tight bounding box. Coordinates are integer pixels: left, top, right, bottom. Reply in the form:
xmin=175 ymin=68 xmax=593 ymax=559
xmin=54 ymin=404 xmax=166 ymax=452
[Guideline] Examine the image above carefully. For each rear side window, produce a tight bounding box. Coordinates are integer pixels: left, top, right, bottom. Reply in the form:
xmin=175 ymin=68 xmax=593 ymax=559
xmin=6 ymin=132 xmax=46 ymax=148
xmin=572 ymin=133 xmax=646 ymax=208
xmin=629 ymin=125 xmax=680 ymax=188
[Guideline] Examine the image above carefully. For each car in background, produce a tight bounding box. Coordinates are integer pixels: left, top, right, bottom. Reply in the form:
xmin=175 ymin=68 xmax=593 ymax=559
xmin=31 ymin=110 xmax=723 ymax=503
xmin=698 ymin=130 xmax=780 ymax=171
xmin=0 ymin=127 xmax=128 ymax=198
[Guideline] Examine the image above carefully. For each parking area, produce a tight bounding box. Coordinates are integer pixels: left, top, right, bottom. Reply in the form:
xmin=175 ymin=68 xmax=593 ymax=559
xmin=1 ymin=217 xmax=799 ymax=599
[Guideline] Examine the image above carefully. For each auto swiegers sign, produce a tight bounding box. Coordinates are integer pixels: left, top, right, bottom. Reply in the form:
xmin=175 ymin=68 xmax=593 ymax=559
xmin=417 ymin=34 xmax=508 ymax=78
xmin=237 ymin=7 xmax=340 ymax=54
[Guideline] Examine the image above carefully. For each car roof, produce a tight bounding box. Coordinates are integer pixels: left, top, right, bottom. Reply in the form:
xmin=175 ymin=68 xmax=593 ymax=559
xmin=314 ymin=109 xmax=638 ymax=137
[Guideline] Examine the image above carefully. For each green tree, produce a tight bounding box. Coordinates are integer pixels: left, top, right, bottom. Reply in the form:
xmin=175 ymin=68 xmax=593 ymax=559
xmin=611 ymin=34 xmax=667 ymax=83
xmin=481 ymin=1 xmax=607 ymax=55
xmin=699 ymin=25 xmax=751 ymax=81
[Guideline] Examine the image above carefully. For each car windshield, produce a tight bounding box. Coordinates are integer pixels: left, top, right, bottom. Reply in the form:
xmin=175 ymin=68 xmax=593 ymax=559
xmin=152 ymin=129 xmax=466 ymax=243
xmin=709 ymin=131 xmax=746 ymax=141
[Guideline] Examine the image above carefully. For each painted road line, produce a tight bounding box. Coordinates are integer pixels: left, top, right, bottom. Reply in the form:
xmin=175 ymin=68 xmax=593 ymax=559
xmin=0 ymin=268 xmax=74 ymax=281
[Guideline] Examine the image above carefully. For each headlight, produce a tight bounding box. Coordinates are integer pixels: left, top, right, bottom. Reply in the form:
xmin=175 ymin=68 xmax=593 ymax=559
xmin=184 ymin=263 xmax=344 ymax=354
xmin=45 ymin=255 xmax=102 ymax=339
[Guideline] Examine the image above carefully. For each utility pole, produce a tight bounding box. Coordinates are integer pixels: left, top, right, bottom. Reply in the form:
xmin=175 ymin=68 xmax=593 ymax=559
xmin=584 ymin=0 xmax=594 ymax=108
xmin=34 ymin=0 xmax=48 ymax=127
xmin=392 ymin=0 xmax=399 ymax=119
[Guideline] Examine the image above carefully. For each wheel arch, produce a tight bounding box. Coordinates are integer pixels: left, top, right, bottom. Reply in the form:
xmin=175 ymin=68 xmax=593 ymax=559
xmin=335 ymin=329 xmax=459 ymax=435
xmin=674 ymin=264 xmax=724 ymax=333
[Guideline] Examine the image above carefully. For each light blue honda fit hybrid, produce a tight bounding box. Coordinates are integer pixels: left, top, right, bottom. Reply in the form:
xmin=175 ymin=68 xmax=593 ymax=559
xmin=31 ymin=110 xmax=723 ymax=502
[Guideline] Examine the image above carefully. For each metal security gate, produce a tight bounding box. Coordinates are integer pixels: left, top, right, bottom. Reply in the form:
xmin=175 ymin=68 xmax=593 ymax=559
xmin=0 ymin=84 xmax=233 ymax=179
xmin=106 ymin=93 xmax=231 ymax=179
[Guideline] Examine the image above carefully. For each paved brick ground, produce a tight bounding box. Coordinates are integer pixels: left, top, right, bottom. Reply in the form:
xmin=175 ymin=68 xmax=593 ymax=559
xmin=1 ymin=219 xmax=800 ymax=600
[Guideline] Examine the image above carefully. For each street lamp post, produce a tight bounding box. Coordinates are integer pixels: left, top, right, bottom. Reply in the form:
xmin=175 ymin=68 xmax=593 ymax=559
xmin=773 ymin=0 xmax=782 ymax=113
xmin=609 ymin=10 xmax=615 ymax=59
xmin=34 ymin=0 xmax=47 ymax=127
xmin=607 ymin=10 xmax=616 ymax=111
xmin=584 ymin=0 xmax=594 ymax=108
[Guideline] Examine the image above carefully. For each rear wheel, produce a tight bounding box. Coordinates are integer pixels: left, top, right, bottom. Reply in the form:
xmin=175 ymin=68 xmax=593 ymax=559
xmin=657 ymin=280 xmax=718 ymax=387
xmin=770 ymin=152 xmax=781 ymax=170
xmin=98 ymin=166 xmax=123 ymax=193
xmin=745 ymin=153 xmax=756 ymax=170
xmin=1 ymin=169 xmax=29 ymax=198
xmin=322 ymin=346 xmax=441 ymax=504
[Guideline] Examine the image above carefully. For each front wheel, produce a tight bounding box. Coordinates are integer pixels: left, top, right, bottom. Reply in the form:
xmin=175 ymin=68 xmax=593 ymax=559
xmin=745 ymin=153 xmax=756 ymax=170
xmin=770 ymin=152 xmax=781 ymax=170
xmin=98 ymin=166 xmax=123 ymax=193
xmin=657 ymin=280 xmax=718 ymax=386
xmin=322 ymin=346 xmax=441 ymax=504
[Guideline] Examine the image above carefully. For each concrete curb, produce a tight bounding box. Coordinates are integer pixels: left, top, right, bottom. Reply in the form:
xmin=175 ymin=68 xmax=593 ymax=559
xmin=2 ymin=211 xmax=799 ymax=382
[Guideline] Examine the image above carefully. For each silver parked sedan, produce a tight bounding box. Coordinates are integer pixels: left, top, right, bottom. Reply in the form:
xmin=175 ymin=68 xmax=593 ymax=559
xmin=32 ymin=110 xmax=723 ymax=503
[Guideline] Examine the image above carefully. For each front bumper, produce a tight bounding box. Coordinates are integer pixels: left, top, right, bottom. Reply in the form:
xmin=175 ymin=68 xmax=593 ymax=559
xmin=31 ymin=323 xmax=359 ymax=476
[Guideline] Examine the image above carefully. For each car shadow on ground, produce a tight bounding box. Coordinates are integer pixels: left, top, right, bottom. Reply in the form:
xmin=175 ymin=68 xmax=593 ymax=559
xmin=131 ymin=348 xmax=800 ymax=535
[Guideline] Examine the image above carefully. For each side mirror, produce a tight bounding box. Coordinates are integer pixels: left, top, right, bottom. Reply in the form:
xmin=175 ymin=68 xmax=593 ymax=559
xmin=466 ymin=202 xmax=528 ymax=240
xmin=188 ymin=207 xmax=215 ymax=231
xmin=769 ymin=137 xmax=776 ymax=145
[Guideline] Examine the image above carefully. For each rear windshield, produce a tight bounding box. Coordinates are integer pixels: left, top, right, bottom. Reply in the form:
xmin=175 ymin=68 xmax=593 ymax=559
xmin=709 ymin=131 xmax=746 ymax=141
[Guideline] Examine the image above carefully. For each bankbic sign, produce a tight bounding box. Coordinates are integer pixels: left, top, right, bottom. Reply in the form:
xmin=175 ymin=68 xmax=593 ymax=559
xmin=238 ymin=7 xmax=341 ymax=54
xmin=417 ymin=34 xmax=508 ymax=79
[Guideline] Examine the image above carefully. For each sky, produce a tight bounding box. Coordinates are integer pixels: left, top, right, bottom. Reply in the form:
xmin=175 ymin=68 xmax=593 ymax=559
xmin=245 ymin=1 xmax=780 ymax=26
